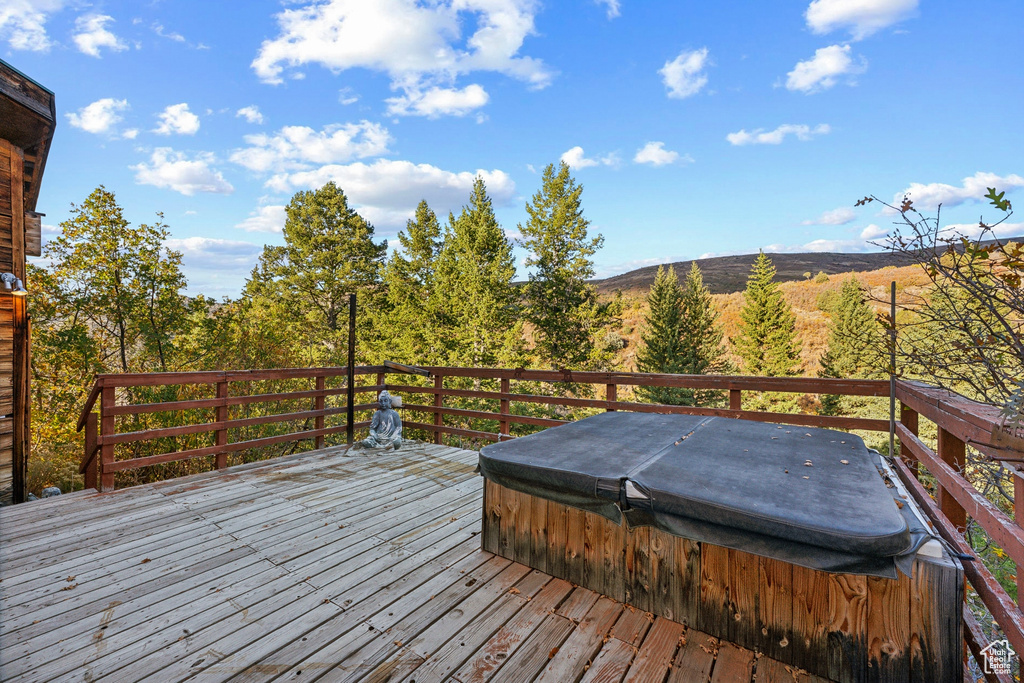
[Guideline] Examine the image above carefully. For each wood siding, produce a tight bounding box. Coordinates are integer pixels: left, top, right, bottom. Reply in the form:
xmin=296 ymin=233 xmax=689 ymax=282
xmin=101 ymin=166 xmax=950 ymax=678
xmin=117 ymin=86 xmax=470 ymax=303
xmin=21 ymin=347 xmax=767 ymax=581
xmin=0 ymin=139 xmax=28 ymax=505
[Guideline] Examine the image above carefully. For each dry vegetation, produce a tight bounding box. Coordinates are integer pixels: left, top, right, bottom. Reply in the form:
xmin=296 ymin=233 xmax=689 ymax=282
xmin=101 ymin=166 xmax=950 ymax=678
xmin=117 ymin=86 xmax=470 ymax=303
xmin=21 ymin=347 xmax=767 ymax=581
xmin=607 ymin=263 xmax=930 ymax=376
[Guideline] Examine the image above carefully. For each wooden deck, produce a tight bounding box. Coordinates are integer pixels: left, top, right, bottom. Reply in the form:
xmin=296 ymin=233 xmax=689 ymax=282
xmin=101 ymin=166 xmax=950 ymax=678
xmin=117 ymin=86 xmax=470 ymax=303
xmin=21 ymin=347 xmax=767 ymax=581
xmin=0 ymin=443 xmax=830 ymax=682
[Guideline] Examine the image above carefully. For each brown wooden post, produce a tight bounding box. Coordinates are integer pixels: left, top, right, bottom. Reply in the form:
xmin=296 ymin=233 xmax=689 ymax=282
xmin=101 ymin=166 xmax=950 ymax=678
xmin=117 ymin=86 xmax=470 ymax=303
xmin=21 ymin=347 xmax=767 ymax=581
xmin=730 ymin=389 xmax=742 ymax=411
xmin=376 ymin=371 xmax=385 ymax=397
xmin=314 ymin=375 xmax=325 ymax=450
xmin=346 ymin=293 xmax=356 ymax=446
xmin=99 ymin=385 xmax=116 ymax=492
xmin=214 ymin=380 xmax=229 ymax=468
xmin=84 ymin=412 xmax=98 ymax=490
xmin=1016 ymin=474 xmax=1024 ymax=627
xmin=606 ymin=384 xmax=617 ymax=411
xmin=499 ymin=377 xmax=510 ymax=438
xmin=937 ymin=427 xmax=967 ymax=532
xmin=433 ymin=373 xmax=443 ymax=445
xmin=899 ymin=402 xmax=919 ymax=475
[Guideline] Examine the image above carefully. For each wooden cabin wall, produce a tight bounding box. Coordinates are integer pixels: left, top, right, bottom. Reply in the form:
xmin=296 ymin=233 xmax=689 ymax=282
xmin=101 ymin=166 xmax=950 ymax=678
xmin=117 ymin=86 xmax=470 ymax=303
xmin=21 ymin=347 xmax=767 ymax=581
xmin=0 ymin=139 xmax=29 ymax=505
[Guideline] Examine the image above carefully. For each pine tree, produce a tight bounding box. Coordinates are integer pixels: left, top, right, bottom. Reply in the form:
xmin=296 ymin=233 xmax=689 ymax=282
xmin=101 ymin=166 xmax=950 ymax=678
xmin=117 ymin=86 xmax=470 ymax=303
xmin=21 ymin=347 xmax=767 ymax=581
xmin=378 ymin=200 xmax=443 ymax=364
xmin=519 ymin=162 xmax=605 ymax=370
xmin=636 ymin=266 xmax=687 ymax=404
xmin=678 ymin=263 xmax=728 ymax=405
xmin=244 ymin=182 xmax=387 ymax=365
xmin=819 ymin=277 xmax=882 ymax=414
xmin=636 ymin=264 xmax=728 ymax=406
xmin=732 ymin=252 xmax=801 ymax=376
xmin=432 ymin=177 xmax=524 ymax=368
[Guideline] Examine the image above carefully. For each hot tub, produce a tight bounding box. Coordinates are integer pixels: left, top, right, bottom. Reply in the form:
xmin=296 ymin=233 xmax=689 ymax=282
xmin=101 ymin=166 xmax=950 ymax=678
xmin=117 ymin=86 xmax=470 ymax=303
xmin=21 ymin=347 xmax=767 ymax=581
xmin=478 ymin=412 xmax=962 ymax=682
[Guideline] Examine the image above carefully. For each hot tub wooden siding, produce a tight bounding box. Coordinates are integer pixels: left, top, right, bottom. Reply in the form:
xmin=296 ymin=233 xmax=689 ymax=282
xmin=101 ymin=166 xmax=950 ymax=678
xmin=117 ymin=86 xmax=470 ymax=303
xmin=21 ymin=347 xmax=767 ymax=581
xmin=482 ymin=479 xmax=964 ymax=683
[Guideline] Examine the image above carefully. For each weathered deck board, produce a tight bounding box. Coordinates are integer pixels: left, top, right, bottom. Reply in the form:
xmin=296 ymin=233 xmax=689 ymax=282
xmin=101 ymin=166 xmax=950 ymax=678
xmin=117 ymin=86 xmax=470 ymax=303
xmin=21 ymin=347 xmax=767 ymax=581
xmin=0 ymin=443 xmax=832 ymax=682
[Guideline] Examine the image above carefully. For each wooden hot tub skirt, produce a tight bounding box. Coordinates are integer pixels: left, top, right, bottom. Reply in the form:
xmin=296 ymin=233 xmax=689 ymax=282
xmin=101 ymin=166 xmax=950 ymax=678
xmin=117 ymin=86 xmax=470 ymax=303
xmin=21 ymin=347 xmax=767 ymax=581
xmin=481 ymin=479 xmax=963 ymax=683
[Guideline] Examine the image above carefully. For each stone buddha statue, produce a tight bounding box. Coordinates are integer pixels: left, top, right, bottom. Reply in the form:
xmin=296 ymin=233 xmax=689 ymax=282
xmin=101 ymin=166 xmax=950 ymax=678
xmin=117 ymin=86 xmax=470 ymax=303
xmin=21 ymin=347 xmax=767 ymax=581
xmin=354 ymin=390 xmax=402 ymax=450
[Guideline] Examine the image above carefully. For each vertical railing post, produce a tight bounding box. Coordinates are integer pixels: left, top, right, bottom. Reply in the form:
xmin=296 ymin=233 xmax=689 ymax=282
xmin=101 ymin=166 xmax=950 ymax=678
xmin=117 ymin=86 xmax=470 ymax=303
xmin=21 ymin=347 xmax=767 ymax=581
xmin=899 ymin=402 xmax=919 ymax=475
xmin=606 ymin=384 xmax=617 ymax=411
xmin=1015 ymin=474 xmax=1024 ymax=623
xmin=84 ymin=412 xmax=98 ymax=490
xmin=937 ymin=427 xmax=967 ymax=531
xmin=730 ymin=389 xmax=742 ymax=411
xmin=99 ymin=385 xmax=116 ymax=492
xmin=215 ymin=380 xmax=229 ymax=469
xmin=315 ymin=375 xmax=325 ymax=450
xmin=433 ymin=374 xmax=443 ymax=445
xmin=376 ymin=371 xmax=386 ymax=394
xmin=500 ymin=377 xmax=510 ymax=439
xmin=346 ymin=293 xmax=356 ymax=446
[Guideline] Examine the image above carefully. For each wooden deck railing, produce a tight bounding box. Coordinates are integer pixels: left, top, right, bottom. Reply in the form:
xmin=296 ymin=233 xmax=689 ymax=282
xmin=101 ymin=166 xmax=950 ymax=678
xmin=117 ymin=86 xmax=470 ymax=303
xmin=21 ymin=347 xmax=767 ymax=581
xmin=75 ymin=365 xmax=1024 ymax=678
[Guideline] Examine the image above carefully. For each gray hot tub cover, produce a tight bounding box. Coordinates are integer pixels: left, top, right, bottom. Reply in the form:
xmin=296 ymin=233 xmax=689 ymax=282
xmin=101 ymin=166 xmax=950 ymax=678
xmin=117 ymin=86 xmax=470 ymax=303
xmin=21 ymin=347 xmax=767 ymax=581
xmin=478 ymin=412 xmax=931 ymax=579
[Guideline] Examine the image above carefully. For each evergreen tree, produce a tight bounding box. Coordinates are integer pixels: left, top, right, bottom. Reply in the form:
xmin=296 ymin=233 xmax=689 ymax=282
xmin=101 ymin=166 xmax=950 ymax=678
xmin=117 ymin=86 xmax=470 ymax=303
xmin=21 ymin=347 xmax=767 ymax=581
xmin=244 ymin=182 xmax=386 ymax=365
xmin=378 ymin=200 xmax=443 ymax=363
xmin=636 ymin=264 xmax=728 ymax=405
xmin=819 ymin=277 xmax=883 ymax=414
xmin=678 ymin=263 xmax=729 ymax=405
xmin=636 ymin=266 xmax=687 ymax=404
xmin=519 ymin=162 xmax=605 ymax=370
xmin=432 ymin=177 xmax=524 ymax=368
xmin=732 ymin=252 xmax=801 ymax=376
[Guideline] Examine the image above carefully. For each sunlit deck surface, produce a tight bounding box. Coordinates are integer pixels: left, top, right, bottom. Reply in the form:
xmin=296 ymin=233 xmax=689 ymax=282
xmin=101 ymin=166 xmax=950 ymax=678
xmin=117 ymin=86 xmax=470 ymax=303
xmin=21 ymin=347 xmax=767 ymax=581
xmin=0 ymin=443 xmax=830 ymax=683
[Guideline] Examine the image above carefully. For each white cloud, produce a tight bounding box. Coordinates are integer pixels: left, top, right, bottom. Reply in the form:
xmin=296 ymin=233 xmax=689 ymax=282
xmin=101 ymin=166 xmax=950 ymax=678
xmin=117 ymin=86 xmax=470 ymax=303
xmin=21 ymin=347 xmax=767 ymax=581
xmin=235 ymin=205 xmax=286 ymax=233
xmin=896 ymin=172 xmax=1024 ymax=211
xmin=386 ymin=84 xmax=489 ymax=118
xmin=339 ymin=87 xmax=359 ymax=105
xmin=803 ymin=206 xmax=857 ymax=226
xmin=251 ymin=0 xmax=552 ymax=116
xmin=66 ymin=98 xmax=129 ymax=135
xmin=165 ymin=237 xmax=262 ymax=269
xmin=152 ymin=23 xmax=185 ymax=42
xmin=595 ymin=256 xmax=679 ymax=279
xmin=633 ymin=141 xmax=690 ymax=167
xmin=726 ymin=123 xmax=830 ymax=146
xmin=165 ymin=237 xmax=264 ymax=296
xmin=72 ymin=14 xmax=127 ymax=58
xmin=122 ymin=128 xmax=138 ymax=140
xmin=761 ymin=238 xmax=875 ymax=254
xmin=236 ymin=106 xmax=264 ymax=124
xmin=659 ymin=47 xmax=710 ymax=99
xmin=154 ymin=103 xmax=201 ymax=136
xmin=596 ymin=0 xmax=621 ymax=19
xmin=806 ymin=0 xmax=918 ymax=41
xmin=263 ymin=159 xmax=516 ymax=231
xmin=786 ymin=44 xmax=866 ymax=93
xmin=230 ymin=121 xmax=391 ymax=173
xmin=860 ymin=223 xmax=888 ymax=240
xmin=560 ymin=146 xmax=618 ymax=170
xmin=0 ymin=0 xmax=64 ymax=51
xmin=944 ymin=221 xmax=1024 ymax=240
xmin=132 ymin=148 xmax=234 ymax=196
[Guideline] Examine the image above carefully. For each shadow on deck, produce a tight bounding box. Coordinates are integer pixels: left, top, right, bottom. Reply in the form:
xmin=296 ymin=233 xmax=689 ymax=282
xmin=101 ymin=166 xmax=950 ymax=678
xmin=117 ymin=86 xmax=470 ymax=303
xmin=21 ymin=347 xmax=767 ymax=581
xmin=0 ymin=444 xmax=827 ymax=682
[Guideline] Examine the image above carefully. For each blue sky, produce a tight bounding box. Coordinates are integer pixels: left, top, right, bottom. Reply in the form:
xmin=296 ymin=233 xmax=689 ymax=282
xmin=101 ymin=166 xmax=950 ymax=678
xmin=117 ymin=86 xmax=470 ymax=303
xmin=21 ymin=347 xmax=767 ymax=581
xmin=3 ymin=0 xmax=1022 ymax=298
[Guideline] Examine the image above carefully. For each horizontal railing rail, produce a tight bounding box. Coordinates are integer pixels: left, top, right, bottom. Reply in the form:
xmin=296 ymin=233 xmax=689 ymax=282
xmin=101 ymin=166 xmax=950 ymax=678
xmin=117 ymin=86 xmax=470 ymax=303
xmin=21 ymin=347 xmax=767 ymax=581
xmin=72 ymin=363 xmax=1024 ymax=678
xmin=76 ymin=365 xmax=388 ymax=491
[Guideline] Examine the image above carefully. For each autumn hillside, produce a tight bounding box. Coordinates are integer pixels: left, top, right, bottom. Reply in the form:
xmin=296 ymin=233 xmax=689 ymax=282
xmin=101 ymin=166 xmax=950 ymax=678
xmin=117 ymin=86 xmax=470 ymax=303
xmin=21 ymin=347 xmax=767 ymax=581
xmin=607 ymin=262 xmax=931 ymax=377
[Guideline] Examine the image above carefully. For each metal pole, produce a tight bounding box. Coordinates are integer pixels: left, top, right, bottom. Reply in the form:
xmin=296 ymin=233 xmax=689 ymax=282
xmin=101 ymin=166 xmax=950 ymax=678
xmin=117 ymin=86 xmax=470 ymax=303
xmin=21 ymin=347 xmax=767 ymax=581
xmin=347 ymin=292 xmax=356 ymax=446
xmin=889 ymin=281 xmax=896 ymax=458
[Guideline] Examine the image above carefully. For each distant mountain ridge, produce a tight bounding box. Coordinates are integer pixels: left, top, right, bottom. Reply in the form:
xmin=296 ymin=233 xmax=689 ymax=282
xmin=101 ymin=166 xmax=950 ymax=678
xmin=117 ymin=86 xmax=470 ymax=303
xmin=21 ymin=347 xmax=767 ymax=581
xmin=591 ymin=250 xmax=916 ymax=295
